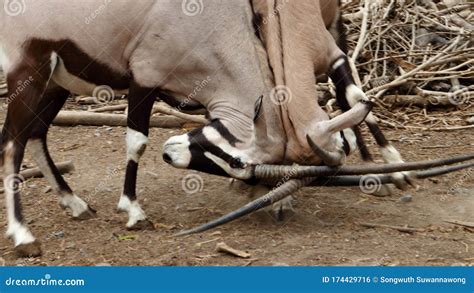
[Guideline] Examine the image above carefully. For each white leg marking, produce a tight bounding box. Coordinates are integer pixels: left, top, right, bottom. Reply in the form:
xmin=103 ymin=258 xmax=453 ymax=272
xmin=126 ymin=128 xmax=148 ymax=162
xmin=117 ymin=195 xmax=147 ymax=228
xmin=60 ymin=195 xmax=90 ymax=218
xmin=342 ymin=128 xmax=358 ymax=155
xmin=29 ymin=139 xmax=90 ymax=217
xmin=380 ymin=145 xmax=404 ymax=164
xmin=332 ymin=57 xmax=345 ymax=71
xmin=345 ymin=84 xmax=378 ymax=124
xmin=28 ymin=139 xmax=60 ymax=190
xmin=3 ymin=142 xmax=36 ymax=246
xmin=381 ymin=145 xmax=410 ymax=189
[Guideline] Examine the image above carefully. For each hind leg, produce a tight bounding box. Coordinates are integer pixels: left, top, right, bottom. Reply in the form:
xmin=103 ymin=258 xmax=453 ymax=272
xmin=329 ymin=56 xmax=412 ymax=192
xmin=1 ymin=57 xmax=54 ymax=257
xmin=28 ymin=85 xmax=96 ymax=219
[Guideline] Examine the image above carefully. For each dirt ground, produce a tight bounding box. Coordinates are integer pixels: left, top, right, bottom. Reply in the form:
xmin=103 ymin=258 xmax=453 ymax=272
xmin=0 ymin=102 xmax=473 ymax=266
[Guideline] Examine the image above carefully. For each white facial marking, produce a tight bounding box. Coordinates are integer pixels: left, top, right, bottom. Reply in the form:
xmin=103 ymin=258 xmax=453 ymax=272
xmin=3 ymin=142 xmax=36 ymax=246
xmin=117 ymin=195 xmax=147 ymax=228
xmin=127 ymin=128 xmax=149 ymax=162
xmin=202 ymin=126 xmax=249 ymax=162
xmin=163 ymin=134 xmax=192 ymax=168
xmin=204 ymin=152 xmax=252 ymax=180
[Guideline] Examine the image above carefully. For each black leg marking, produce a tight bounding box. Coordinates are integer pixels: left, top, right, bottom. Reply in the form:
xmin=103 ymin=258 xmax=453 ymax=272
xmin=367 ymin=121 xmax=390 ymax=148
xmin=118 ymin=81 xmax=156 ymax=230
xmin=123 ymin=160 xmax=138 ymax=201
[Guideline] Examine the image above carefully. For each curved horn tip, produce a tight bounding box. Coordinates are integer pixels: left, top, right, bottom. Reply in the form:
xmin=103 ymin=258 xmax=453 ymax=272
xmin=306 ymin=135 xmax=345 ymax=167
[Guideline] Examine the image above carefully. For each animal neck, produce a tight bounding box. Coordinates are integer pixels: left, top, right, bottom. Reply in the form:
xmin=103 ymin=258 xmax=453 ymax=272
xmin=247 ymin=92 xmax=288 ymax=164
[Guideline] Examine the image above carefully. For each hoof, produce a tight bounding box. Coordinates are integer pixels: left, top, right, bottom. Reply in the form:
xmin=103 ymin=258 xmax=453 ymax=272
xmin=15 ymin=240 xmax=42 ymax=258
xmin=266 ymin=196 xmax=296 ymax=223
xmin=127 ymin=219 xmax=155 ymax=231
xmin=392 ymin=172 xmax=416 ymax=191
xmin=73 ymin=207 xmax=97 ymax=221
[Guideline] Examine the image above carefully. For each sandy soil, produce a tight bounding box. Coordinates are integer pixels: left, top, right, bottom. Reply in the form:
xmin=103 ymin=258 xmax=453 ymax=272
xmin=0 ymin=102 xmax=473 ymax=266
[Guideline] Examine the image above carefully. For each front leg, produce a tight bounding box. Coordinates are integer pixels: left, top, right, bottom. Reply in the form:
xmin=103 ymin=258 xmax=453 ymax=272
xmin=117 ymin=82 xmax=156 ymax=230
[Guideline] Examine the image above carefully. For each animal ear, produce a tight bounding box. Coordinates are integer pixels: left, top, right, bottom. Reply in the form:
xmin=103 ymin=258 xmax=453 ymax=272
xmin=253 ymin=95 xmax=263 ymax=122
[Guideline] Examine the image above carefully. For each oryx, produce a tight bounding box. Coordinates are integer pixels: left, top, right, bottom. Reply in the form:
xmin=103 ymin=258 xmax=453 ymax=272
xmin=0 ymin=0 xmax=472 ymax=257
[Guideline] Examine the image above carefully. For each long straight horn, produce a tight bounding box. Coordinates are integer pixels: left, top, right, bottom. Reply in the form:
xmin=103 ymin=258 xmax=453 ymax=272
xmin=174 ymin=178 xmax=313 ymax=237
xmin=306 ymin=135 xmax=345 ymax=166
xmin=309 ymin=162 xmax=474 ymax=187
xmin=176 ymin=162 xmax=473 ymax=236
xmin=254 ymin=153 xmax=474 ymax=179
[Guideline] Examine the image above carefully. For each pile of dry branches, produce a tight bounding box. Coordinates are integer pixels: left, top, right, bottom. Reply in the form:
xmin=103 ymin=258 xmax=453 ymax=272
xmin=335 ymin=0 xmax=473 ymax=129
xmin=0 ymin=0 xmax=472 ymax=129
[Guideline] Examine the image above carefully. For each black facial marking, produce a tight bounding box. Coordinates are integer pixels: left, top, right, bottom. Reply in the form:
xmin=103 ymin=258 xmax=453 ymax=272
xmin=210 ymin=119 xmax=241 ymax=147
xmin=185 ymin=120 xmax=243 ymax=177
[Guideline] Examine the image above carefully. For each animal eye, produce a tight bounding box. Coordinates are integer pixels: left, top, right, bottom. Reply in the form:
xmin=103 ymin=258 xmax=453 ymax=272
xmin=230 ymin=157 xmax=245 ymax=169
